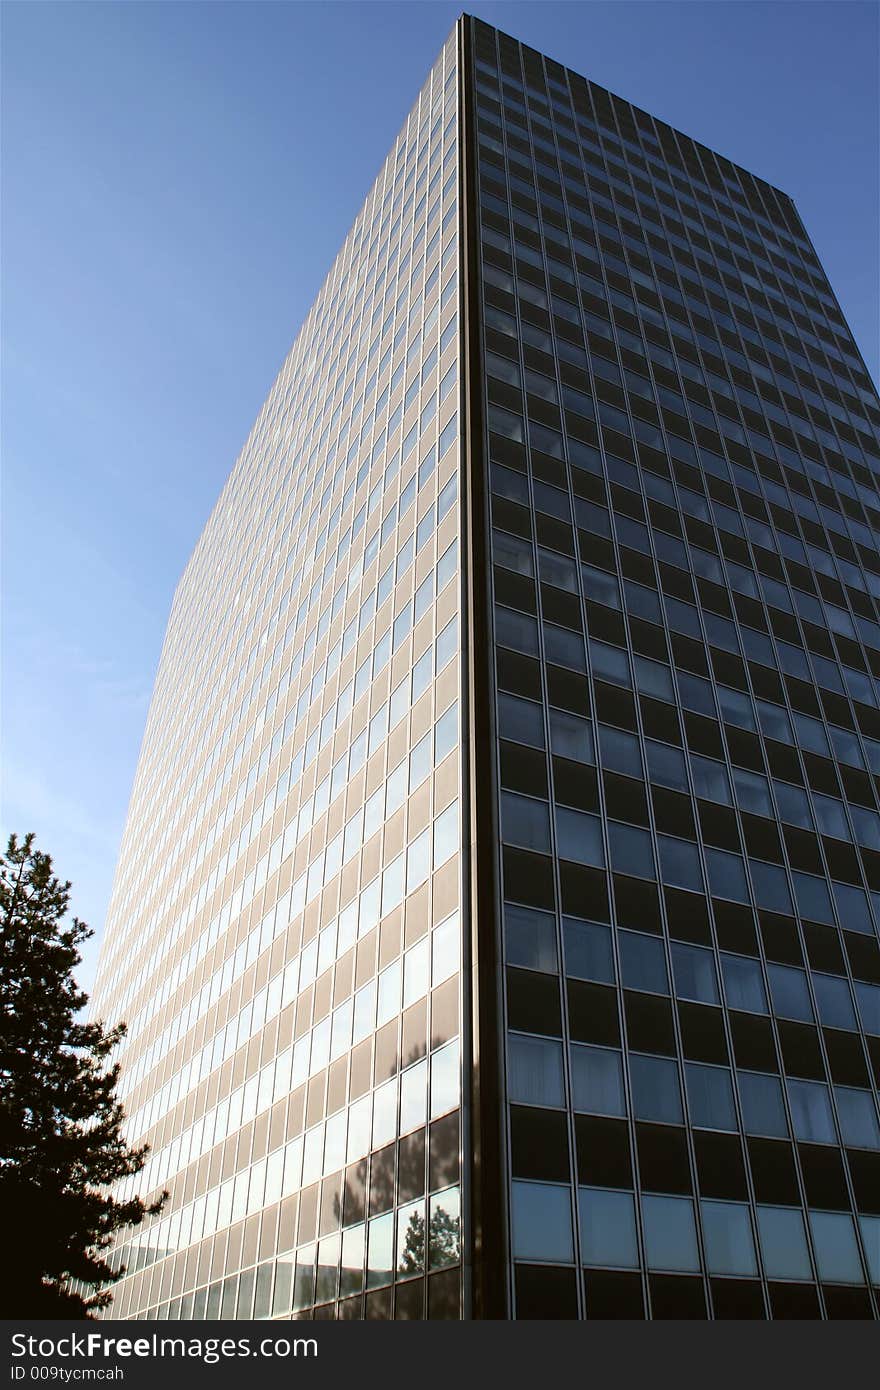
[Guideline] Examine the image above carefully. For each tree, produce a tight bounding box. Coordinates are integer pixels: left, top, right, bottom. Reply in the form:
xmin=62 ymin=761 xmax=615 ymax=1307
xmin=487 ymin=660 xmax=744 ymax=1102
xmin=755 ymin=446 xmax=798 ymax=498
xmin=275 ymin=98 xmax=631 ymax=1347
xmin=0 ymin=832 xmax=165 ymax=1317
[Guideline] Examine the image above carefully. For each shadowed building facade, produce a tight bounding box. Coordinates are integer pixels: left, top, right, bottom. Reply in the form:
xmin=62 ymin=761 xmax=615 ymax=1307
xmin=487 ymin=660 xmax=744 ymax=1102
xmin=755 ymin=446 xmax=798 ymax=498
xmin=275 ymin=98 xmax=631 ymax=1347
xmin=91 ymin=16 xmax=880 ymax=1319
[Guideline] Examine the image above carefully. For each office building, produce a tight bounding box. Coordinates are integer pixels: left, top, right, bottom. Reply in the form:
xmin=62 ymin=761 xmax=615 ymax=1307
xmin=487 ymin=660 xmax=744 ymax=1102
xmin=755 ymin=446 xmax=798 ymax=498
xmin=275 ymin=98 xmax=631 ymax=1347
xmin=91 ymin=16 xmax=880 ymax=1319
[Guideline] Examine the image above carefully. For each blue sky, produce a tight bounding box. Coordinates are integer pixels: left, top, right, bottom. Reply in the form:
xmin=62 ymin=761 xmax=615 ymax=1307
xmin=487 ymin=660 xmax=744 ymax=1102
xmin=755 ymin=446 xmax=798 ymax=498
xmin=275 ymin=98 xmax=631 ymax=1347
xmin=2 ymin=1 xmax=877 ymax=998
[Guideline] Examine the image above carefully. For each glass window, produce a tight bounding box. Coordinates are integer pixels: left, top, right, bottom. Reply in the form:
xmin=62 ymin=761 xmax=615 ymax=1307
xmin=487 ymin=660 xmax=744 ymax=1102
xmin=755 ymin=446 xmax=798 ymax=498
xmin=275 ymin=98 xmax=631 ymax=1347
xmin=367 ymin=1211 xmax=394 ymax=1288
xmin=717 ymin=686 xmax=755 ymax=730
xmin=598 ymin=724 xmax=641 ymax=775
xmin=793 ymin=713 xmax=830 ymax=757
xmin=511 ymin=1181 xmax=573 ymax=1262
xmin=775 ymin=781 xmax=813 ymax=829
xmin=706 ymin=848 xmax=749 ymax=903
xmin=757 ymin=701 xmax=792 ymax=743
xmin=570 ymin=1044 xmax=626 ymax=1116
xmin=691 ymin=755 xmax=731 ymax=804
xmin=855 ymin=981 xmax=880 ymax=1035
xmin=701 ymin=1200 xmax=758 ymax=1276
xmin=578 ymin=1187 xmax=639 ymax=1268
xmin=721 ymin=953 xmax=767 ymax=1014
xmin=767 ymin=964 xmax=813 ymax=1022
xmin=635 ymin=657 xmax=674 ymax=701
xmin=851 ymin=805 xmax=880 ymax=851
xmin=859 ymin=1215 xmax=880 ymax=1283
xmin=544 ymin=623 xmax=586 ymax=672
xmin=845 ymin=806 xmax=878 ymax=845
xmin=292 ymin=1246 xmax=316 ymax=1312
xmin=493 ymin=529 xmax=534 ymax=576
xmin=813 ymin=795 xmax=851 ymax=841
xmin=671 ymin=942 xmax=719 ymax=1004
xmin=371 ymin=1074 xmax=398 ymax=1151
xmin=437 ymin=538 xmax=457 ymax=591
xmin=787 ymin=1079 xmax=836 ymax=1144
xmin=812 ymin=973 xmax=857 ymax=1030
xmin=834 ymin=1087 xmax=880 ymax=1149
xmin=831 ymin=881 xmax=874 ymax=935
xmin=407 ymin=829 xmax=431 ymax=893
xmin=582 ymin=565 xmax=621 ymax=608
xmin=428 ymin=1186 xmax=461 ymax=1270
xmin=403 ymin=937 xmax=430 ymax=1008
xmin=619 ymin=931 xmax=668 ymax=994
xmin=756 ymin=1206 xmax=811 ymax=1280
xmin=658 ymin=836 xmax=703 ymax=891
xmin=539 ymin=547 xmax=578 ymax=592
xmin=641 ymin=1194 xmax=700 ymax=1272
xmin=647 ymin=742 xmax=688 ymax=791
xmin=505 ymin=904 xmax=558 ymax=974
xmin=498 ymin=693 xmax=545 ymax=747
xmin=390 ymin=675 xmax=411 ymax=728
xmin=437 ymin=471 xmax=457 ymax=519
xmin=414 ymin=571 xmax=434 ymax=622
xmin=508 ymin=1033 xmax=565 ymax=1108
xmin=409 ymin=734 xmax=431 ymax=790
xmin=430 ymin=1038 xmax=459 ymax=1118
xmin=434 ymin=701 xmax=458 ymax=762
xmin=501 ymin=792 xmax=552 ymax=851
xmin=732 ymin=768 xmax=772 ymax=817
xmin=749 ymin=861 xmax=792 ymax=914
xmin=738 ymin=1071 xmax=788 ymax=1137
xmin=412 ymin=647 xmax=432 ymax=700
xmin=396 ymin=1198 xmax=425 ymax=1277
xmin=685 ymin=1063 xmax=737 ymax=1131
xmin=340 ymin=1224 xmax=365 ymax=1297
xmin=792 ymin=872 xmax=834 ymax=925
xmin=808 ymin=1211 xmax=864 ymax=1284
xmin=432 ymin=912 xmax=460 ymax=988
xmin=363 ymin=785 xmax=385 ymax=842
xmin=608 ymin=822 xmax=654 ymax=877
xmin=630 ymin=1054 xmax=682 ymax=1124
xmin=828 ymin=727 xmax=864 ymax=770
xmin=563 ymin=917 xmax=614 ymax=984
xmin=555 ymin=807 xmax=605 ymax=866
xmin=548 ymin=709 xmax=594 ymax=763
xmin=433 ymin=799 xmax=458 ymax=866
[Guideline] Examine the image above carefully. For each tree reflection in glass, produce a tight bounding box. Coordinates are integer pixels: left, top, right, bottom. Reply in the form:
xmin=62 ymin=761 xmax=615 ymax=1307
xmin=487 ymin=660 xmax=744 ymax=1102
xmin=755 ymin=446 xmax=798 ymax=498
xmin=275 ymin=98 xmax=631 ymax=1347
xmin=395 ymin=1186 xmax=461 ymax=1277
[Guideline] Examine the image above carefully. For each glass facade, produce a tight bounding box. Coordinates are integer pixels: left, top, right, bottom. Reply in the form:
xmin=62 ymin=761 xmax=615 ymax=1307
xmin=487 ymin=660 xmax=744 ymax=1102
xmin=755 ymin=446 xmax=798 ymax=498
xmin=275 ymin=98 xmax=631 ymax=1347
xmin=91 ymin=28 xmax=465 ymax=1321
xmin=469 ymin=18 xmax=880 ymax=1320
xmin=90 ymin=16 xmax=880 ymax=1319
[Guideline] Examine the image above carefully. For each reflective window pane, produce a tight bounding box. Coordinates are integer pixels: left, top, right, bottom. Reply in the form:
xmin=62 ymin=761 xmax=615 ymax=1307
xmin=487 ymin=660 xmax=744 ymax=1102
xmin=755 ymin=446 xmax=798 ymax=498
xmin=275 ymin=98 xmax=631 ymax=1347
xmin=641 ymin=1195 xmax=700 ymax=1272
xmin=672 ymin=942 xmax=719 ymax=1005
xmin=563 ymin=917 xmax=614 ymax=983
xmin=834 ymin=1087 xmax=880 ymax=1149
xmin=619 ymin=932 xmax=668 ymax=994
xmin=756 ymin=1207 xmax=812 ymax=1281
xmin=701 ymin=1200 xmax=757 ymax=1276
xmin=808 ymin=1211 xmax=864 ymax=1285
xmin=505 ymin=904 xmax=558 ymax=974
xmin=511 ymin=1181 xmax=573 ymax=1262
xmin=570 ymin=1045 xmax=625 ymax=1116
xmin=685 ymin=1063 xmax=737 ymax=1131
xmin=787 ymin=1079 xmax=836 ymax=1144
xmin=630 ymin=1054 xmax=682 ymax=1124
xmin=508 ymin=1034 xmax=565 ymax=1108
xmin=578 ymin=1188 xmax=639 ymax=1268
xmin=721 ymin=954 xmax=768 ymax=1014
xmin=738 ymin=1071 xmax=788 ymax=1138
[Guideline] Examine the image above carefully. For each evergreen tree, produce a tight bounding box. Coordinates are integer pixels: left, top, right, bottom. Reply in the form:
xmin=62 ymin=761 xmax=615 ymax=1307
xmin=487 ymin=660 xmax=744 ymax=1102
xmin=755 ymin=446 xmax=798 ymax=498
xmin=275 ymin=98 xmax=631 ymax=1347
xmin=0 ymin=832 xmax=164 ymax=1317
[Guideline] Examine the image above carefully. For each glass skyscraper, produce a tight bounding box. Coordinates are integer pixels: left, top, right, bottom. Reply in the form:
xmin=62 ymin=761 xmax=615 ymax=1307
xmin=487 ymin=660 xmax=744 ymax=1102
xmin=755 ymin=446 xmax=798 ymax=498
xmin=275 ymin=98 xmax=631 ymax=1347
xmin=91 ymin=16 xmax=880 ymax=1320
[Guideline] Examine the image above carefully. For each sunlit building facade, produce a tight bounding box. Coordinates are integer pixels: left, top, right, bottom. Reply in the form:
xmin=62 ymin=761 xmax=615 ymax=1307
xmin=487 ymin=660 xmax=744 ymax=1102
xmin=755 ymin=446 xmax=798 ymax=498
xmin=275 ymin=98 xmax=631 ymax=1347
xmin=92 ymin=16 xmax=880 ymax=1319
